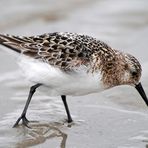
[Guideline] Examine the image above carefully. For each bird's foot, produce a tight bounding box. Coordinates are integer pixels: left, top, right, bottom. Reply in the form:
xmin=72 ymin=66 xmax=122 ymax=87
xmin=67 ymin=118 xmax=73 ymax=123
xmin=13 ymin=114 xmax=30 ymax=128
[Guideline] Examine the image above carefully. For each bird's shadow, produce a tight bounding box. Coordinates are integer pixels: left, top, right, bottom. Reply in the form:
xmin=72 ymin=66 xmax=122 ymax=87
xmin=15 ymin=121 xmax=72 ymax=148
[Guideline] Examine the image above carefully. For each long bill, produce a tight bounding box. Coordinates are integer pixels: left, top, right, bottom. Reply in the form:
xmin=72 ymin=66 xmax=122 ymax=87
xmin=135 ymin=82 xmax=148 ymax=106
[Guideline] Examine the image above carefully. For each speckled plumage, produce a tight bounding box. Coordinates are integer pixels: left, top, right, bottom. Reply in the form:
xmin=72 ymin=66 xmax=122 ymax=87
xmin=0 ymin=32 xmax=109 ymax=70
xmin=0 ymin=32 xmax=141 ymax=88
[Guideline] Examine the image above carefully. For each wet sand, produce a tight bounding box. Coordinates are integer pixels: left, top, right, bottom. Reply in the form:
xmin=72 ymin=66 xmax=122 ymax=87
xmin=0 ymin=0 xmax=148 ymax=147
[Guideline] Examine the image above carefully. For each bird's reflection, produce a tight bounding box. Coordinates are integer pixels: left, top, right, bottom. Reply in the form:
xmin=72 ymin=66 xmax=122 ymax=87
xmin=16 ymin=121 xmax=69 ymax=148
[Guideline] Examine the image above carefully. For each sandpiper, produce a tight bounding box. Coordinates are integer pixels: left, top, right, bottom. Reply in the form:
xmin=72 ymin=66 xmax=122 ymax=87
xmin=0 ymin=32 xmax=147 ymax=127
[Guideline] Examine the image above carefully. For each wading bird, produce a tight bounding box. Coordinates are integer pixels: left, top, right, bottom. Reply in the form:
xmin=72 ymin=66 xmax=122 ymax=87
xmin=0 ymin=32 xmax=147 ymax=127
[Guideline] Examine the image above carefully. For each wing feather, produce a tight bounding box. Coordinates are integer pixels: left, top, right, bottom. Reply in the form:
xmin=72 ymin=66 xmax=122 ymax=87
xmin=0 ymin=33 xmax=91 ymax=70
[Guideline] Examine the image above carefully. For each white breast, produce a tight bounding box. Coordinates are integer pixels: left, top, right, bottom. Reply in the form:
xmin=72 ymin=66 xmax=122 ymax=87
xmin=18 ymin=56 xmax=104 ymax=96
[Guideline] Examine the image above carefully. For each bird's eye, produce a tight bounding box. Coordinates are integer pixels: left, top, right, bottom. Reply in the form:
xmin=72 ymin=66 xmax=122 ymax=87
xmin=131 ymin=71 xmax=137 ymax=76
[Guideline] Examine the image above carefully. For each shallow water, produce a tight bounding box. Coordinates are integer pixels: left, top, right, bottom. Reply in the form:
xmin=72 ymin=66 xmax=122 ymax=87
xmin=0 ymin=0 xmax=148 ymax=147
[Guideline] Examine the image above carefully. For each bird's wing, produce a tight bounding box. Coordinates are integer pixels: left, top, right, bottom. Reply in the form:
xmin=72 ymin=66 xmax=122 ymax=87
xmin=0 ymin=33 xmax=91 ymax=70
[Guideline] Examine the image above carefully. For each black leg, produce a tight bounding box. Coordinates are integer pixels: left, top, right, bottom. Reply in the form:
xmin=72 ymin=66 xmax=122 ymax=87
xmin=61 ymin=95 xmax=73 ymax=123
xmin=13 ymin=84 xmax=41 ymax=127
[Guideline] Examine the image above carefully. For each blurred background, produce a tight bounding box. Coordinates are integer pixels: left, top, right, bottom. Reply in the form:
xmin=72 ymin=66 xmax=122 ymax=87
xmin=0 ymin=0 xmax=148 ymax=148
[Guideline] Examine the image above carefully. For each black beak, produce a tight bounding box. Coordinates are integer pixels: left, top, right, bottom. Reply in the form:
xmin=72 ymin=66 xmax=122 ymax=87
xmin=135 ymin=82 xmax=148 ymax=106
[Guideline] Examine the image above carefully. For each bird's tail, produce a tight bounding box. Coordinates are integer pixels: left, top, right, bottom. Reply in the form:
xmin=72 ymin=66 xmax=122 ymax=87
xmin=0 ymin=34 xmax=23 ymax=53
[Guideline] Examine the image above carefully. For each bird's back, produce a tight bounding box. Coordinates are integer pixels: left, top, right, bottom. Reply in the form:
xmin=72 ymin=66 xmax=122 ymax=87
xmin=0 ymin=32 xmax=112 ymax=71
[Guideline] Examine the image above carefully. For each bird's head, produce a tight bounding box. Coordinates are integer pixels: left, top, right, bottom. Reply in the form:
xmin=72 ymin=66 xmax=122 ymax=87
xmin=101 ymin=51 xmax=148 ymax=106
xmin=122 ymin=53 xmax=142 ymax=86
xmin=123 ymin=54 xmax=148 ymax=106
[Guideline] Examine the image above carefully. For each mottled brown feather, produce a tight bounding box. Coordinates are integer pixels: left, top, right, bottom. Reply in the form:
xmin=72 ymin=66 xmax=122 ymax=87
xmin=0 ymin=32 xmax=142 ymax=88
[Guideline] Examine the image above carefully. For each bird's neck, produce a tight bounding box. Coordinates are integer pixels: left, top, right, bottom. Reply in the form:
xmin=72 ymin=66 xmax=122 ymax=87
xmin=90 ymin=48 xmax=126 ymax=88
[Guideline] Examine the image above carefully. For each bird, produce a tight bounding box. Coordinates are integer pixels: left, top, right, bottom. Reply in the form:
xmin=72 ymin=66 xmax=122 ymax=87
xmin=0 ymin=32 xmax=147 ymax=127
